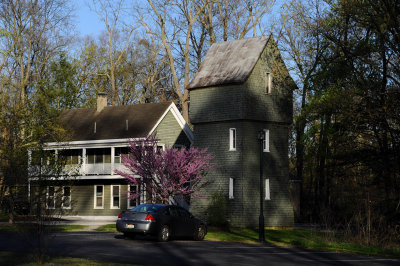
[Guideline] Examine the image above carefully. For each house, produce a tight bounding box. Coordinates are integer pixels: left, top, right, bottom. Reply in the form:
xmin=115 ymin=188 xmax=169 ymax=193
xmin=28 ymin=96 xmax=193 ymax=219
xmin=187 ymin=35 xmax=296 ymax=227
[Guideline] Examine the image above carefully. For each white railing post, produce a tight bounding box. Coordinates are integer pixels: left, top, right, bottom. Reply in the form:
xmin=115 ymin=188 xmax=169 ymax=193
xmin=82 ymin=148 xmax=86 ymax=175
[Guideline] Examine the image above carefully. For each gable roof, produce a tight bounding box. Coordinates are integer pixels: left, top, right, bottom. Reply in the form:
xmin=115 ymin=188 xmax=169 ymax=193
xmin=186 ymin=35 xmax=270 ymax=90
xmin=58 ymin=102 xmax=184 ymax=141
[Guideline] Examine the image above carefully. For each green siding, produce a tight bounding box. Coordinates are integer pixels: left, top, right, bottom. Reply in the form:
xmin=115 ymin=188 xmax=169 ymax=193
xmin=243 ymin=37 xmax=295 ymax=124
xmin=71 ymin=180 xmax=129 ymax=216
xmin=154 ymin=111 xmax=191 ymax=147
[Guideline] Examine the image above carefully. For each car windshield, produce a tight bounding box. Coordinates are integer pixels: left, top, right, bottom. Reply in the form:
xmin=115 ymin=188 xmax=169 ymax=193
xmin=131 ymin=204 xmax=164 ymax=213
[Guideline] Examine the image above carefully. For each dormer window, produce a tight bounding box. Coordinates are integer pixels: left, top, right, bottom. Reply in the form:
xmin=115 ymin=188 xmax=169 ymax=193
xmin=266 ymin=72 xmax=272 ymax=94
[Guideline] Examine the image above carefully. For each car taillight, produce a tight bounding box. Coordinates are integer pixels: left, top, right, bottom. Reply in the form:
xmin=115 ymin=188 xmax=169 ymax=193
xmin=145 ymin=214 xmax=155 ymax=221
xmin=118 ymin=213 xmax=122 ymax=219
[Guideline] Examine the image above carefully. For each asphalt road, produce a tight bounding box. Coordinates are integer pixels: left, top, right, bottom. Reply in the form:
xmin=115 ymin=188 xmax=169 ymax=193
xmin=0 ymin=231 xmax=398 ymax=266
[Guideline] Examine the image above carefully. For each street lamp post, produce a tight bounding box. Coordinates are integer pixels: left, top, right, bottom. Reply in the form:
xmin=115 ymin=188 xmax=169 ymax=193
xmin=257 ymin=130 xmax=265 ymax=242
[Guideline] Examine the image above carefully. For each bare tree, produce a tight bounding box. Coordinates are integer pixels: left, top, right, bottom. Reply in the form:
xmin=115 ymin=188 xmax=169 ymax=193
xmin=89 ymin=0 xmax=135 ymax=105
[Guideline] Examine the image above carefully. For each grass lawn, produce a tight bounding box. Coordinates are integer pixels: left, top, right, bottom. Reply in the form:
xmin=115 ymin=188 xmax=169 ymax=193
xmin=95 ymin=223 xmax=117 ymax=232
xmin=0 ymin=251 xmax=134 ymax=265
xmin=206 ymin=227 xmax=400 ymax=258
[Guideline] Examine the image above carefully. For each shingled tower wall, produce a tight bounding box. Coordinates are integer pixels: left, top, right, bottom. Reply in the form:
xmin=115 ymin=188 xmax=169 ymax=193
xmin=188 ymin=36 xmax=296 ymax=228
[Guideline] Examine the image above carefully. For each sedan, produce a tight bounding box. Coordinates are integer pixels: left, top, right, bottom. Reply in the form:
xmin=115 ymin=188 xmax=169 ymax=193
xmin=116 ymin=204 xmax=207 ymax=242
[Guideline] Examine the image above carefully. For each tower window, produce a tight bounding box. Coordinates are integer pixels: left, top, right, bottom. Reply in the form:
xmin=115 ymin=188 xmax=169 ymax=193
xmin=229 ymin=128 xmax=236 ymax=151
xmin=266 ymin=72 xmax=272 ymax=94
xmin=229 ymin=178 xmax=234 ymax=199
xmin=265 ymin=179 xmax=271 ymax=200
xmin=263 ymin=129 xmax=270 ymax=152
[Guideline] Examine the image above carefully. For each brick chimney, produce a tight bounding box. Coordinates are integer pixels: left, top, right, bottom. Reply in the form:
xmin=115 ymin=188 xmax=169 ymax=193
xmin=97 ymin=92 xmax=107 ymax=112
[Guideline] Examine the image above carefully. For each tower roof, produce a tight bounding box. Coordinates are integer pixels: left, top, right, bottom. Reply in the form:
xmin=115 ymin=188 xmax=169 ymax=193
xmin=186 ymin=35 xmax=270 ymax=90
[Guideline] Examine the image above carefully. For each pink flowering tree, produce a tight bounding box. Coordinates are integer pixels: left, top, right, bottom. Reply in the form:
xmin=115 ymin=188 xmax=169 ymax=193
xmin=114 ymin=134 xmax=215 ymax=204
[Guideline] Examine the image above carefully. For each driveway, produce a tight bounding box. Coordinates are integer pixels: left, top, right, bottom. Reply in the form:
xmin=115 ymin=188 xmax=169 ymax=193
xmin=0 ymin=231 xmax=398 ymax=266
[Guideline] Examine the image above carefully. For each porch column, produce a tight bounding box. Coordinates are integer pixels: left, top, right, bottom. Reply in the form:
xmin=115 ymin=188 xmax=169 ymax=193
xmin=111 ymin=147 xmax=115 ymax=175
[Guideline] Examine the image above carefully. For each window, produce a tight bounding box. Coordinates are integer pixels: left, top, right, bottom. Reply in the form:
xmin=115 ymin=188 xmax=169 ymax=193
xmin=229 ymin=128 xmax=236 ymax=151
xmin=156 ymin=145 xmax=164 ymax=152
xmin=62 ymin=149 xmax=81 ymax=165
xmin=94 ymin=185 xmax=104 ymax=209
xmin=62 ymin=186 xmax=71 ymax=209
xmin=263 ymin=129 xmax=270 ymax=152
xmin=128 ymin=185 xmax=139 ymax=208
xmin=265 ymin=179 xmax=271 ymax=200
xmin=111 ymin=185 xmax=120 ymax=209
xmin=266 ymin=72 xmax=272 ymax=94
xmin=31 ymin=150 xmax=56 ymax=166
xmin=114 ymin=147 xmax=129 ymax=164
xmin=47 ymin=186 xmax=55 ymax=209
xmin=30 ymin=150 xmax=41 ymax=166
xmin=229 ymin=178 xmax=234 ymax=199
xmin=86 ymin=148 xmax=111 ymax=164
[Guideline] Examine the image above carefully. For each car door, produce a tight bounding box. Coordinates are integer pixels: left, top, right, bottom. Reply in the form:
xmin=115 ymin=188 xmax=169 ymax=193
xmin=168 ymin=206 xmax=184 ymax=237
xmin=176 ymin=207 xmax=195 ymax=237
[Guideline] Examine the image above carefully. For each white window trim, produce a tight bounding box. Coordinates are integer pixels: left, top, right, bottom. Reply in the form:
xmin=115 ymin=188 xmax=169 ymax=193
xmin=229 ymin=128 xmax=236 ymax=151
xmin=266 ymin=72 xmax=272 ymax=94
xmin=263 ymin=129 xmax=270 ymax=153
xmin=94 ymin=185 xmax=104 ymax=209
xmin=46 ymin=186 xmax=55 ymax=209
xmin=127 ymin=184 xmax=139 ymax=208
xmin=62 ymin=186 xmax=72 ymax=209
xmin=265 ymin=179 xmax=271 ymax=200
xmin=229 ymin=178 xmax=234 ymax=199
xmin=110 ymin=185 xmax=120 ymax=209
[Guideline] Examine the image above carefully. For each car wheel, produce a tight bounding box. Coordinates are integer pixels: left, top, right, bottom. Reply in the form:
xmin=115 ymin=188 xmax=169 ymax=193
xmin=194 ymin=225 xmax=206 ymax=241
xmin=123 ymin=232 xmax=136 ymax=239
xmin=158 ymin=225 xmax=170 ymax=242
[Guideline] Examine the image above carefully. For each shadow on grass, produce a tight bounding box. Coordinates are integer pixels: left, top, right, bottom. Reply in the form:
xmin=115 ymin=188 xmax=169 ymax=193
xmin=206 ymin=226 xmax=260 ymax=243
xmin=0 ymin=251 xmax=34 ymax=265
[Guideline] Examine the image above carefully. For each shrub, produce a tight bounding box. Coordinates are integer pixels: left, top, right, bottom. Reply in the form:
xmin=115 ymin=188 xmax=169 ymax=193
xmin=207 ymin=190 xmax=229 ymax=229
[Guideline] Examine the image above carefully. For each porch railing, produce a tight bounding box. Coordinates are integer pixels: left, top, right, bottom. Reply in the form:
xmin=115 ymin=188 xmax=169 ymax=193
xmin=29 ymin=163 xmax=131 ymax=177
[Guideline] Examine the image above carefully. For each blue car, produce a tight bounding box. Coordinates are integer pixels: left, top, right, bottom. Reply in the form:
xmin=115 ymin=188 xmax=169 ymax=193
xmin=116 ymin=204 xmax=207 ymax=242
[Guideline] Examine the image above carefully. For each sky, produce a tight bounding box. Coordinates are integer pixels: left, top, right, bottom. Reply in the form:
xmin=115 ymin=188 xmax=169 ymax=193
xmin=73 ymin=0 xmax=104 ymax=37
xmin=72 ymin=0 xmax=284 ymax=39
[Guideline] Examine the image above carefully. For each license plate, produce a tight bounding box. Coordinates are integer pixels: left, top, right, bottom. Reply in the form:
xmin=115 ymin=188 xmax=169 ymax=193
xmin=126 ymin=224 xmax=135 ymax=229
